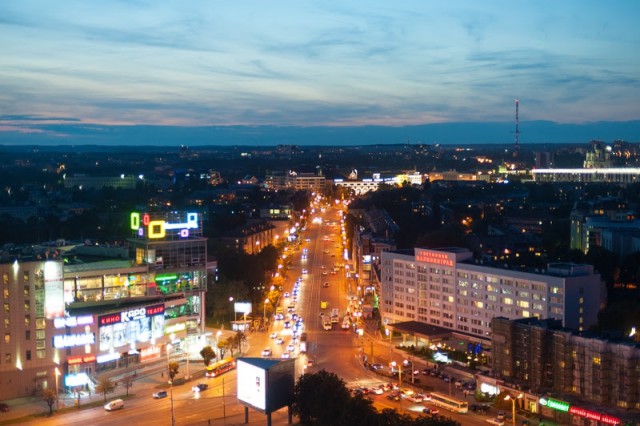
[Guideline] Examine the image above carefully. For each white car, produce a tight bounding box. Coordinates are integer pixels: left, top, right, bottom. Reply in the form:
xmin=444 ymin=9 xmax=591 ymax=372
xmin=261 ymin=348 xmax=272 ymax=357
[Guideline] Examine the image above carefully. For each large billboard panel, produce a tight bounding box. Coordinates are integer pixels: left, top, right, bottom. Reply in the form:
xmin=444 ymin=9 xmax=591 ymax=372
xmin=237 ymin=358 xmax=295 ymax=414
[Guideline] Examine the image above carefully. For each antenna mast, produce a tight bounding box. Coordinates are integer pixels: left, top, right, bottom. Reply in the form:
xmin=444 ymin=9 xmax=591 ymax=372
xmin=514 ymin=99 xmax=520 ymax=158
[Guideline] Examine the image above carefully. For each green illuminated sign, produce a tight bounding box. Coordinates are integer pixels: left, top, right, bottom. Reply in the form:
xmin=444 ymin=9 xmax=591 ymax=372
xmin=539 ymin=397 xmax=569 ymax=412
xmin=155 ymin=274 xmax=177 ymax=281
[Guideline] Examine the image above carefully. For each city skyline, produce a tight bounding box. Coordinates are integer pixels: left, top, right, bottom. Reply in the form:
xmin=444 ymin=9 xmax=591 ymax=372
xmin=1 ymin=1 xmax=640 ymax=145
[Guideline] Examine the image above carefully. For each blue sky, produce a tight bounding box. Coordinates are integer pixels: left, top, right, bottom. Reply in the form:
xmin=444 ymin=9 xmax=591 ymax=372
xmin=1 ymin=1 xmax=639 ymax=139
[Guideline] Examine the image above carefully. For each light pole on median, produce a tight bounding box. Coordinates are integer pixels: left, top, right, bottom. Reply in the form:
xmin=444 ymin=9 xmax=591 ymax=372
xmin=263 ymin=298 xmax=270 ymax=328
xmin=504 ymin=393 xmax=523 ymax=426
xmin=54 ymin=367 xmax=60 ymax=411
xmin=167 ymin=343 xmax=175 ymax=426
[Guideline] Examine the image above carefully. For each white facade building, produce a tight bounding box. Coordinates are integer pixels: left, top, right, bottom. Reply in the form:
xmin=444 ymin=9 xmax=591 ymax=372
xmin=380 ymin=248 xmax=604 ymax=344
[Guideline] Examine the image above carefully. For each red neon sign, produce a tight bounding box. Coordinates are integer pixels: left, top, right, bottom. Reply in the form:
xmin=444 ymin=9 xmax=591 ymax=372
xmin=569 ymin=406 xmax=620 ymax=425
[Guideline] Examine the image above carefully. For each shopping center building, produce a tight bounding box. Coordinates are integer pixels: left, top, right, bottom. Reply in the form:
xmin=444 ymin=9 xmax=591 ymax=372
xmin=0 ymin=211 xmax=213 ymax=400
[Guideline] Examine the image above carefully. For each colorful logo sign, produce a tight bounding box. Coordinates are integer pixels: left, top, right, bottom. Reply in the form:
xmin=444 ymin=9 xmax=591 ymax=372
xmin=130 ymin=212 xmax=199 ymax=239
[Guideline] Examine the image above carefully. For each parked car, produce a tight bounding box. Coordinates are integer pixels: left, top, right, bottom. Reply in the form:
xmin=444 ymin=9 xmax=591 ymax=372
xmin=422 ymin=407 xmax=439 ymax=415
xmin=486 ymin=419 xmax=505 ymax=426
xmin=371 ymin=363 xmax=384 ymax=370
xmin=408 ymin=394 xmax=425 ymax=403
xmin=0 ymin=403 xmax=9 ymax=412
xmin=262 ymin=348 xmax=272 ymax=357
xmin=497 ymin=412 xmax=506 ymax=421
xmin=152 ymin=390 xmax=168 ymax=399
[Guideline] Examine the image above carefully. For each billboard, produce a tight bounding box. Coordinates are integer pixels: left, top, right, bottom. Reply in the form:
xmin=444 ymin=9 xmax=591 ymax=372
xmin=237 ymin=357 xmax=295 ymax=414
xmin=98 ymin=304 xmax=165 ymax=351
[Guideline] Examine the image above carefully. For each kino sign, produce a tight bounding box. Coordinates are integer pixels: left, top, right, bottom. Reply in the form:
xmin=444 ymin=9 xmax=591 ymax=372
xmin=99 ymin=304 xmax=164 ymax=326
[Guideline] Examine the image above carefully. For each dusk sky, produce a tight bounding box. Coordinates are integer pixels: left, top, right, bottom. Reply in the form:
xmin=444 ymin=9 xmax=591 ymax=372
xmin=1 ymin=1 xmax=640 ymax=145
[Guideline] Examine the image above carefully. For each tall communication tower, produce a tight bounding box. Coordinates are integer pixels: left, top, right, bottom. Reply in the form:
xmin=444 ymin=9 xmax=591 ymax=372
xmin=513 ymin=99 xmax=520 ymax=158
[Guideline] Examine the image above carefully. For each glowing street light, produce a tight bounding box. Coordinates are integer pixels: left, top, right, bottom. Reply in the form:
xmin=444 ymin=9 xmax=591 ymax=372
xmin=263 ymin=298 xmax=270 ymax=326
xmin=167 ymin=343 xmax=175 ymax=426
xmin=504 ymin=393 xmax=523 ymax=426
xmin=54 ymin=367 xmax=61 ymax=411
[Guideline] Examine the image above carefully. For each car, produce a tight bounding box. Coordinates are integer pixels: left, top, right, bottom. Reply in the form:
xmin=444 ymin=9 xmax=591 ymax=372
xmin=497 ymin=412 xmax=506 ymax=421
xmin=284 ymin=321 xmax=291 ymax=329
xmin=470 ymin=404 xmax=488 ymax=413
xmin=323 ymin=282 xmax=329 ymax=287
xmin=276 ymin=337 xmax=284 ymax=345
xmin=104 ymin=399 xmax=124 ymax=411
xmin=386 ymin=391 xmax=401 ymax=401
xmin=192 ymin=383 xmax=208 ymax=392
xmin=281 ymin=353 xmax=291 ymax=359
xmin=486 ymin=419 xmax=505 ymax=426
xmin=302 ymin=269 xmax=308 ymax=274
xmin=153 ymin=390 xmax=168 ymax=399
xmin=286 ymin=343 xmax=295 ymax=352
xmin=0 ymin=402 xmax=9 ymax=412
xmin=371 ymin=363 xmax=384 ymax=371
xmin=371 ymin=386 xmax=384 ymax=395
xmin=262 ymin=348 xmax=272 ymax=357
xmin=422 ymin=407 xmax=439 ymax=416
xmin=330 ymin=270 xmax=336 ymax=274
xmin=322 ymin=271 xmax=328 ymax=275
xmin=408 ymin=393 xmax=426 ymax=403
xmin=270 ymin=332 xmax=278 ymax=339
xmin=284 ymin=292 xmax=290 ymax=298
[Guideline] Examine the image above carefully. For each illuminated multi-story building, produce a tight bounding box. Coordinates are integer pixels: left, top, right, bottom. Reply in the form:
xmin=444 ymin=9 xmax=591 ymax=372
xmin=0 ymin=211 xmax=212 ymax=400
xmin=0 ymin=260 xmax=64 ymax=401
xmin=380 ymin=247 xmax=604 ymax=352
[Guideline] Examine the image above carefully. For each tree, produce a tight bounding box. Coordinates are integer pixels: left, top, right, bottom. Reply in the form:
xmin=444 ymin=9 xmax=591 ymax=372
xmin=200 ymin=345 xmax=216 ymax=367
xmin=168 ymin=361 xmax=180 ymax=382
xmin=121 ymin=374 xmax=134 ymax=396
xmin=42 ymin=388 xmax=57 ymax=415
xmin=95 ymin=375 xmax=116 ymax=402
xmin=292 ymin=369 xmax=352 ymax=425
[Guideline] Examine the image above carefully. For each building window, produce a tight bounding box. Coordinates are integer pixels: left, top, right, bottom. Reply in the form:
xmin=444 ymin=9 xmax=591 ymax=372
xmin=3 ymin=318 xmax=9 ymax=328
xmin=5 ymin=353 xmax=10 ymax=363
xmin=23 ymin=271 xmax=29 ymax=283
xmin=2 ymin=273 xmax=8 ymax=285
xmin=25 ymin=330 xmax=31 ymax=340
xmin=36 ymin=330 xmax=45 ymax=340
xmin=36 ymin=350 xmax=45 ymax=359
xmin=26 ymin=350 xmax=31 ymax=361
xmin=3 ymin=288 xmax=8 ymax=299
xmin=593 ymin=357 xmax=601 ymax=365
xmin=3 ymin=303 xmax=9 ymax=314
xmin=24 ymin=316 xmax=30 ymax=327
xmin=23 ymin=286 xmax=30 ymax=298
xmin=4 ymin=333 xmax=9 ymax=344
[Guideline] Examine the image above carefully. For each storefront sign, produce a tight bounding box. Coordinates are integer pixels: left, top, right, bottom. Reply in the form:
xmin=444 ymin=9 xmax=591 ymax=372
xmin=53 ymin=333 xmax=95 ymax=348
xmin=96 ymin=352 xmax=121 ymax=364
xmin=99 ymin=304 xmax=164 ymax=326
xmin=54 ymin=315 xmax=94 ymax=329
xmin=67 ymin=355 xmax=97 ymax=365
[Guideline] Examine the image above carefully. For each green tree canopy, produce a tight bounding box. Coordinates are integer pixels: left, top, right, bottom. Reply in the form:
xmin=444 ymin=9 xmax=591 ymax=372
xmin=95 ymin=375 xmax=116 ymax=402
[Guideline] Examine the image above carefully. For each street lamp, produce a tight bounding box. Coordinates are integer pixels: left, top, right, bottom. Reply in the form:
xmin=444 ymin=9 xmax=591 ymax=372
xmin=216 ymin=330 xmax=222 ymax=359
xmin=263 ymin=298 xmax=270 ymax=328
xmin=54 ymin=367 xmax=60 ymax=411
xmin=167 ymin=343 xmax=175 ymax=426
xmin=229 ymin=296 xmax=236 ymax=327
xmin=504 ymin=393 xmax=523 ymax=426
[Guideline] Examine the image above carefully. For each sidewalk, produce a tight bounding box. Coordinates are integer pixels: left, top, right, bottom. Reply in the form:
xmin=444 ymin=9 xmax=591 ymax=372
xmin=0 ymin=327 xmax=252 ymax=425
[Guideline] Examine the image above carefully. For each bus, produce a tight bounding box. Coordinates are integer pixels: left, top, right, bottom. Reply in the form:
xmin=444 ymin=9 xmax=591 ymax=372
xmin=205 ymin=358 xmax=236 ymax=378
xmin=428 ymin=392 xmax=468 ymax=413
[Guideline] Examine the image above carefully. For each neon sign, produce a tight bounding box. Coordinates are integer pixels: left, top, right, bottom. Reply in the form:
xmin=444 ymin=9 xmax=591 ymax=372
xmin=68 ymin=355 xmax=96 ymax=365
xmin=53 ymin=333 xmax=95 ymax=348
xmin=540 ymin=398 xmax=621 ymax=425
xmin=416 ymin=250 xmax=454 ymax=267
xmin=54 ymin=315 xmax=94 ymax=329
xmin=130 ymin=212 xmax=199 ymax=239
xmin=99 ymin=304 xmax=164 ymax=326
